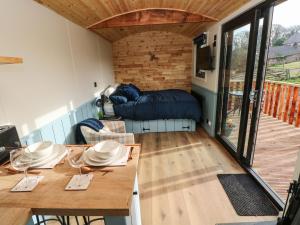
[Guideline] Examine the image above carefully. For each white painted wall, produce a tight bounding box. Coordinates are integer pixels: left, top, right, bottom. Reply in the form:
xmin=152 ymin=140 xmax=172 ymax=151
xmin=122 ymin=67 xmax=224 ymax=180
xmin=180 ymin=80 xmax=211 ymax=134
xmin=192 ymin=0 xmax=266 ymax=93
xmin=0 ymin=0 xmax=115 ymax=137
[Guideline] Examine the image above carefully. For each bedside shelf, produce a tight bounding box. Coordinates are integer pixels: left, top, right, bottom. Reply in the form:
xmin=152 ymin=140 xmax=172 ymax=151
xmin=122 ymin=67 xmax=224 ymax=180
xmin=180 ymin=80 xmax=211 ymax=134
xmin=0 ymin=56 xmax=23 ymax=65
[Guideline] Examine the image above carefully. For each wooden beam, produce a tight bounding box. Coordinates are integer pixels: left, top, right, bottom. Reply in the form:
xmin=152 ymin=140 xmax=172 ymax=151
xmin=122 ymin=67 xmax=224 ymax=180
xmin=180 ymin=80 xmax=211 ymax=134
xmin=87 ymin=8 xmax=218 ymax=30
xmin=0 ymin=56 xmax=23 ymax=65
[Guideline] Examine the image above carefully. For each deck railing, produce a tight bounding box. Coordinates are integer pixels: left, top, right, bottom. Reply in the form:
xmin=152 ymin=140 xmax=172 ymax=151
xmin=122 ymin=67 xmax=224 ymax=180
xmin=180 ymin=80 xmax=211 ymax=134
xmin=263 ymin=81 xmax=300 ymax=128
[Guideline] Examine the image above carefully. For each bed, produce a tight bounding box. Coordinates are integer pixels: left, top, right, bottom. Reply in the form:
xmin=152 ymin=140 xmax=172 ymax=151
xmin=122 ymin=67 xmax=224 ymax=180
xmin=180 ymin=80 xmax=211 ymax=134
xmin=113 ymin=89 xmax=201 ymax=121
xmin=103 ymin=84 xmax=202 ymax=133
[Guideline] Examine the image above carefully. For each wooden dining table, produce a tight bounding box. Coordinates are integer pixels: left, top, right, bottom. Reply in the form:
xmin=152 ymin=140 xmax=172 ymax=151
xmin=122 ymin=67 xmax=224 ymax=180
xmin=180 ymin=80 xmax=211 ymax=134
xmin=0 ymin=144 xmax=141 ymax=225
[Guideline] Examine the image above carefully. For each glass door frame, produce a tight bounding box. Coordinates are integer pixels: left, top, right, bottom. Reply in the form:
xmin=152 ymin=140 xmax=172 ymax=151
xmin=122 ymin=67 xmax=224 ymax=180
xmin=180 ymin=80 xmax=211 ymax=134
xmin=215 ymin=0 xmax=285 ymax=209
xmin=216 ymin=9 xmax=259 ymax=159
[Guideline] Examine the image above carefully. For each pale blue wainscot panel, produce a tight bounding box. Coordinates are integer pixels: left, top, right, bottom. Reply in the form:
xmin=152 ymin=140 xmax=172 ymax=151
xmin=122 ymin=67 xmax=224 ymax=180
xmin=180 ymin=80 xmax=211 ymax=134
xmin=157 ymin=120 xmax=166 ymax=132
xmin=52 ymin=120 xmax=66 ymax=144
xmin=40 ymin=124 xmax=56 ymax=143
xmin=142 ymin=121 xmax=150 ymax=133
xmin=61 ymin=113 xmax=74 ymax=145
xmin=166 ymin=119 xmax=175 ymax=132
xmin=149 ymin=120 xmax=158 ymax=132
xmin=21 ymin=99 xmax=97 ymax=145
xmin=192 ymin=84 xmax=217 ymax=137
xmin=132 ymin=121 xmax=142 ymax=133
xmin=125 ymin=119 xmax=196 ymax=133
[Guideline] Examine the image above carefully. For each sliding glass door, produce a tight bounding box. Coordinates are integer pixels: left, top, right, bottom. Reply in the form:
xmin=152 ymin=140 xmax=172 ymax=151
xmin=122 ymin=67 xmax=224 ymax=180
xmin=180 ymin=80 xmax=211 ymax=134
xmin=216 ymin=2 xmax=274 ymax=165
xmin=216 ymin=0 xmax=287 ymax=208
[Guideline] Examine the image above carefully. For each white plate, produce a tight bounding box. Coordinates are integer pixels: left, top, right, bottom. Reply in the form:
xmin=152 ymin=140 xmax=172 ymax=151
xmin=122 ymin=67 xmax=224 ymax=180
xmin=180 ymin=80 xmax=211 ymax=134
xmin=31 ymin=145 xmax=66 ymax=167
xmin=92 ymin=140 xmax=122 ymax=160
xmin=19 ymin=151 xmax=51 ymax=164
xmin=82 ymin=146 xmax=128 ymax=166
xmin=24 ymin=142 xmax=53 ymax=158
xmin=84 ymin=148 xmax=117 ymax=164
xmin=17 ymin=145 xmax=66 ymax=168
xmin=19 ymin=144 xmax=55 ymax=164
xmin=83 ymin=147 xmax=123 ymax=165
xmin=85 ymin=145 xmax=122 ymax=162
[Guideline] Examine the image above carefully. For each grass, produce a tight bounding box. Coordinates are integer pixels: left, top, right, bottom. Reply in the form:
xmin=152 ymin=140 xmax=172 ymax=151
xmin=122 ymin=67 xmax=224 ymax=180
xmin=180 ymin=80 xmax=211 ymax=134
xmin=282 ymin=77 xmax=300 ymax=84
xmin=267 ymin=61 xmax=300 ymax=83
xmin=269 ymin=61 xmax=300 ymax=70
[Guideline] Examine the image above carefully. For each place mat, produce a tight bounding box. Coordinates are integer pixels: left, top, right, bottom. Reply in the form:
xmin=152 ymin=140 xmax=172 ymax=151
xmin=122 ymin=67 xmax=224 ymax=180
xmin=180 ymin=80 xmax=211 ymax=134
xmin=65 ymin=174 xmax=93 ymax=191
xmin=108 ymin=146 xmax=130 ymax=166
xmin=217 ymin=174 xmax=279 ymax=216
xmin=11 ymin=176 xmax=44 ymax=192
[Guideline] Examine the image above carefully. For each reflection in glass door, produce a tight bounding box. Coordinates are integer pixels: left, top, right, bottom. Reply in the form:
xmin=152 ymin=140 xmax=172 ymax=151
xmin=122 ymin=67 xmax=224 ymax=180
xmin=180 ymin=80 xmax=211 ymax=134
xmin=218 ymin=24 xmax=251 ymax=149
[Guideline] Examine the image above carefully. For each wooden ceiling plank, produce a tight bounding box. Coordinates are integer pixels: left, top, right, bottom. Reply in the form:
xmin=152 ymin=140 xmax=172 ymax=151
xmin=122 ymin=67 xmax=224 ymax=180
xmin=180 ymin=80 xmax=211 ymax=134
xmin=66 ymin=0 xmax=101 ymax=24
xmin=80 ymin=0 xmax=112 ymax=20
xmin=185 ymin=0 xmax=209 ymax=15
xmin=116 ymin=0 xmax=131 ymax=13
xmin=35 ymin=0 xmax=87 ymax=26
xmin=88 ymin=8 xmax=218 ymax=29
xmin=34 ymin=0 xmax=250 ymax=42
xmin=212 ymin=0 xmax=249 ymax=19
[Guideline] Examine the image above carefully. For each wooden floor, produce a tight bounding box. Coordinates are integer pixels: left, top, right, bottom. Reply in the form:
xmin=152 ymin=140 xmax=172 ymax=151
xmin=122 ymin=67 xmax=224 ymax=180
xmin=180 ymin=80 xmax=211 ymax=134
xmin=253 ymin=114 xmax=300 ymax=201
xmin=136 ymin=129 xmax=277 ymax=225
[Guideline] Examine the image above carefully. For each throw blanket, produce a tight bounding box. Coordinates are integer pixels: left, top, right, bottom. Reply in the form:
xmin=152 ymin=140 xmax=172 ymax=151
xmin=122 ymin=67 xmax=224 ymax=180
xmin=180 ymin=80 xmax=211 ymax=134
xmin=113 ymin=89 xmax=202 ymax=121
xmin=75 ymin=118 xmax=104 ymax=144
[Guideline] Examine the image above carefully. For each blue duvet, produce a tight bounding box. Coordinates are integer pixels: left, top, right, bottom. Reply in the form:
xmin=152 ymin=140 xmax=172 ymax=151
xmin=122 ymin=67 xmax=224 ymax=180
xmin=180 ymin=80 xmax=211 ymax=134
xmin=113 ymin=89 xmax=201 ymax=121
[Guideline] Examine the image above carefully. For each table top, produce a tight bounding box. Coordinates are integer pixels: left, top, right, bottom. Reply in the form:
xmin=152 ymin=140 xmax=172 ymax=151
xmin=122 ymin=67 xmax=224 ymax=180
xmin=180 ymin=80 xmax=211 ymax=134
xmin=0 ymin=208 xmax=31 ymax=225
xmin=0 ymin=144 xmax=140 ymax=216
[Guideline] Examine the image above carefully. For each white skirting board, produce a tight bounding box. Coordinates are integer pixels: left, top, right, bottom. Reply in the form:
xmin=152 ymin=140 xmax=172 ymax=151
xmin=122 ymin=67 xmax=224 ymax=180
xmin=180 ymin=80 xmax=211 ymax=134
xmin=125 ymin=119 xmax=196 ymax=133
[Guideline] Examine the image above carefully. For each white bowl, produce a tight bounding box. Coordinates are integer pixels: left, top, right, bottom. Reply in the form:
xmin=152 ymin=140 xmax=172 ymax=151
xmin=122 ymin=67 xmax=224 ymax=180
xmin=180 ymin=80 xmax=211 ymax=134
xmin=92 ymin=140 xmax=122 ymax=160
xmin=24 ymin=141 xmax=53 ymax=158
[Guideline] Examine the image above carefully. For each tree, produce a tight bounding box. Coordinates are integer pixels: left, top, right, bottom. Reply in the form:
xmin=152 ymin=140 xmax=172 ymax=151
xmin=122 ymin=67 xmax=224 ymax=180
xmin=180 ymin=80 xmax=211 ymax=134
xmin=273 ymin=37 xmax=286 ymax=46
xmin=271 ymin=24 xmax=287 ymax=46
xmin=231 ymin=30 xmax=250 ymax=73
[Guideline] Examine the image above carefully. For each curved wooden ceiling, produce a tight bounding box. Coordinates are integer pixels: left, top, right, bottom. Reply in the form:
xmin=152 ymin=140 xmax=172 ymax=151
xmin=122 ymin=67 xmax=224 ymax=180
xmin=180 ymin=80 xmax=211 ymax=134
xmin=34 ymin=0 xmax=250 ymax=42
xmin=88 ymin=8 xmax=218 ymax=29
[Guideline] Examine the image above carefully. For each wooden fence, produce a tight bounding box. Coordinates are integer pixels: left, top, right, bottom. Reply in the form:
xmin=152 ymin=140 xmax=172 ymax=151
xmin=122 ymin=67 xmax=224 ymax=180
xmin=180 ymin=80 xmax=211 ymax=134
xmin=263 ymin=81 xmax=300 ymax=128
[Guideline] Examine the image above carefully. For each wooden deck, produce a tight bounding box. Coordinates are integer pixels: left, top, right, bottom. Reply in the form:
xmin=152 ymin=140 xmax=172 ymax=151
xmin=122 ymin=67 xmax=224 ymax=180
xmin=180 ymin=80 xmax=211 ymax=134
xmin=253 ymin=114 xmax=300 ymax=200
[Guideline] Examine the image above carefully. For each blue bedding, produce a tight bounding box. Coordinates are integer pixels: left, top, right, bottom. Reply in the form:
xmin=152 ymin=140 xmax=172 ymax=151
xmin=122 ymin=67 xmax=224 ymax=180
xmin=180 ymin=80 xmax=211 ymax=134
xmin=113 ymin=89 xmax=201 ymax=121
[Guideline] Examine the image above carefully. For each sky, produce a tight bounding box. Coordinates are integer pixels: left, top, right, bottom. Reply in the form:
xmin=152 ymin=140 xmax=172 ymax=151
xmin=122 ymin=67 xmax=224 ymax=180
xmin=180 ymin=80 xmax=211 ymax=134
xmin=272 ymin=0 xmax=300 ymax=27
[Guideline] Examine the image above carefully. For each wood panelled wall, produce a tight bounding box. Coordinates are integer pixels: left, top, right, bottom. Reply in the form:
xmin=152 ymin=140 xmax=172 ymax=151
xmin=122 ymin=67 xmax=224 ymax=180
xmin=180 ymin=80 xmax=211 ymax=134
xmin=113 ymin=31 xmax=193 ymax=91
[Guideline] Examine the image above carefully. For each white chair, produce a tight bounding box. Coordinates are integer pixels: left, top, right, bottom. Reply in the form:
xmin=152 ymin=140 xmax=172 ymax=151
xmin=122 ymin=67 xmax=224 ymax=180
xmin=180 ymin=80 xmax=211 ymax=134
xmin=80 ymin=120 xmax=135 ymax=145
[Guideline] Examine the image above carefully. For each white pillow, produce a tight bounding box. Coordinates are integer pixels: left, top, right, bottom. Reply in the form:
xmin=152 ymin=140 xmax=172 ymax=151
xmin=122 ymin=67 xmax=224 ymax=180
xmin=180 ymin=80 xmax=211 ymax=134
xmin=103 ymin=102 xmax=115 ymax=116
xmin=103 ymin=84 xmax=120 ymax=97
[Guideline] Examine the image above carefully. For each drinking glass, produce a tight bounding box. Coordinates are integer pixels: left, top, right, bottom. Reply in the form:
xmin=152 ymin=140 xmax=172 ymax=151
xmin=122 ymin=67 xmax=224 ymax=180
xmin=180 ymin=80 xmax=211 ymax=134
xmin=67 ymin=148 xmax=85 ymax=186
xmin=10 ymin=148 xmax=32 ymax=187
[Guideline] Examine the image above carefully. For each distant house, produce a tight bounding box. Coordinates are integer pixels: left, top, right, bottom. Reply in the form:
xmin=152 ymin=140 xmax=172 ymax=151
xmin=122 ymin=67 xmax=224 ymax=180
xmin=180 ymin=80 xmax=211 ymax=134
xmin=268 ymin=33 xmax=300 ymax=64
